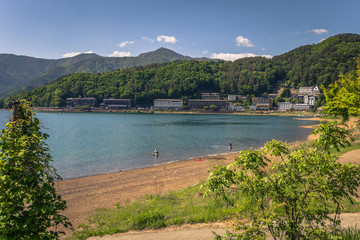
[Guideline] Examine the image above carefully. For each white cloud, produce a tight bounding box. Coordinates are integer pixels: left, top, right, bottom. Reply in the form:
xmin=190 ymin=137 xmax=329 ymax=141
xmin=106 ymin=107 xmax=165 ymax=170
xmin=119 ymin=41 xmax=135 ymax=48
xmin=156 ymin=35 xmax=177 ymax=44
xmin=210 ymin=53 xmax=272 ymax=61
xmin=63 ymin=52 xmax=81 ymax=58
xmin=202 ymin=50 xmax=209 ymax=55
xmin=312 ymin=29 xmax=329 ymax=35
xmin=142 ymin=37 xmax=154 ymax=43
xmin=108 ymin=51 xmax=131 ymax=57
xmin=62 ymin=51 xmax=94 ymax=58
xmin=235 ymin=36 xmax=254 ymax=47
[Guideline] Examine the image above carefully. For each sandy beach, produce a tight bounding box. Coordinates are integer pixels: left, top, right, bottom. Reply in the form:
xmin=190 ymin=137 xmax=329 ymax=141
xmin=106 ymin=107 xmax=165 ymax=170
xmin=55 ymin=152 xmax=238 ymax=235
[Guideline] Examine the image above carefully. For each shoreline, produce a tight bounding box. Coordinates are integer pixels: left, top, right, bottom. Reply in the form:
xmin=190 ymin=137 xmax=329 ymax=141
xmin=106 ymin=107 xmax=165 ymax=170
xmin=2 ymin=107 xmax=324 ymax=118
xmin=56 ymin=150 xmax=240 ymax=235
xmin=56 ymin=121 xmax=321 ymax=235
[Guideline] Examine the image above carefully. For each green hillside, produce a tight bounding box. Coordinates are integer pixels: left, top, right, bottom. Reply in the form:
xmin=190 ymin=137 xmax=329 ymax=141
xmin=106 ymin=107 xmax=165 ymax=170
xmin=4 ymin=34 xmax=360 ymax=108
xmin=0 ymin=48 xmax=209 ymax=98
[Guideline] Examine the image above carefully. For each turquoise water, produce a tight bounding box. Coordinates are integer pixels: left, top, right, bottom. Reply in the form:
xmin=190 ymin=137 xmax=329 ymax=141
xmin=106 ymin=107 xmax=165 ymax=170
xmin=0 ymin=110 xmax=318 ymax=179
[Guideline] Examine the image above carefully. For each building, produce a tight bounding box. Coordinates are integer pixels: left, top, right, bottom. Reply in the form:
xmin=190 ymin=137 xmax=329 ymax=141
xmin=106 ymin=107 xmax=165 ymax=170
xmin=100 ymin=99 xmax=131 ymax=109
xmin=188 ymin=99 xmax=226 ymax=109
xmin=227 ymin=104 xmax=245 ymax=112
xmin=227 ymin=95 xmax=247 ymax=101
xmin=298 ymin=86 xmax=320 ymax=96
xmin=249 ymin=105 xmax=257 ymax=111
xmin=256 ymin=103 xmax=271 ymax=111
xmin=228 ymin=94 xmax=237 ymax=101
xmin=252 ymin=97 xmax=271 ymax=105
xmin=154 ymin=99 xmax=183 ymax=110
xmin=66 ymin=98 xmax=97 ymax=108
xmin=293 ymin=104 xmax=311 ymax=111
xmin=201 ymin=92 xmax=220 ymax=100
xmin=252 ymin=97 xmax=272 ymax=110
xmin=268 ymin=94 xmax=278 ymax=99
xmin=278 ymin=102 xmax=293 ymax=111
xmin=304 ymin=95 xmax=316 ymax=106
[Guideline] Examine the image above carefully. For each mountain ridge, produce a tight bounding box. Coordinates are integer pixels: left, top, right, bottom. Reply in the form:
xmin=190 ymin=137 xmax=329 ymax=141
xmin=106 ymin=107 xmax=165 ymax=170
xmin=0 ymin=48 xmax=211 ymax=98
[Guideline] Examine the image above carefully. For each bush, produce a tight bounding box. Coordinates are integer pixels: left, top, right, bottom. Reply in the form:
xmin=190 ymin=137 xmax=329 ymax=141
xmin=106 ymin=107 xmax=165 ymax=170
xmin=203 ymin=121 xmax=360 ymax=239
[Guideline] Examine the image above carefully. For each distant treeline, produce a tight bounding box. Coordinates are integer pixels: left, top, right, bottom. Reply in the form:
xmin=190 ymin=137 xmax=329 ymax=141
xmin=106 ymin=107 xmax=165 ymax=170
xmin=5 ymin=34 xmax=360 ymax=108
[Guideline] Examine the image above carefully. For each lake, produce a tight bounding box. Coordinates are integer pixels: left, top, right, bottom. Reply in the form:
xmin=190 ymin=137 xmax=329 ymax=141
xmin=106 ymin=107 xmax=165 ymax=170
xmin=0 ymin=110 xmax=318 ymax=179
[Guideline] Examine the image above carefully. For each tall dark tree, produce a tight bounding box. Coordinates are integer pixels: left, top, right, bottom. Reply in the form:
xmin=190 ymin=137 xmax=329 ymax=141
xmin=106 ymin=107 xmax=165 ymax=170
xmin=0 ymin=101 xmax=71 ymax=239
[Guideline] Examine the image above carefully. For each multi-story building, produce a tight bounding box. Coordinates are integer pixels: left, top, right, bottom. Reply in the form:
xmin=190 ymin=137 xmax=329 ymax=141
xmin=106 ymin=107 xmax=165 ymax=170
xmin=66 ymin=98 xmax=97 ymax=108
xmin=100 ymin=99 xmax=131 ymax=109
xmin=252 ymin=97 xmax=272 ymax=110
xmin=293 ymin=104 xmax=311 ymax=111
xmin=188 ymin=99 xmax=226 ymax=109
xmin=298 ymin=86 xmax=320 ymax=96
xmin=278 ymin=102 xmax=292 ymax=111
xmin=154 ymin=99 xmax=183 ymax=110
xmin=201 ymin=92 xmax=220 ymax=100
xmin=304 ymin=95 xmax=316 ymax=106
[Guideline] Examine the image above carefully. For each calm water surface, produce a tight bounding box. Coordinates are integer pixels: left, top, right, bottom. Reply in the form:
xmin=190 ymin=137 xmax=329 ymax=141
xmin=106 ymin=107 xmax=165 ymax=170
xmin=0 ymin=110 xmax=318 ymax=179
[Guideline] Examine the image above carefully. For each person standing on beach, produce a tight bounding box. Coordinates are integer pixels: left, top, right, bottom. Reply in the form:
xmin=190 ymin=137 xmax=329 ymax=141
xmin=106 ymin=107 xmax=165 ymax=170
xmin=228 ymin=142 xmax=232 ymax=151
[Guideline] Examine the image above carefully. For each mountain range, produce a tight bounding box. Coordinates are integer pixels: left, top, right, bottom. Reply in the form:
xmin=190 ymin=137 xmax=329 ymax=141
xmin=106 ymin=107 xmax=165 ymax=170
xmin=0 ymin=48 xmax=208 ymax=98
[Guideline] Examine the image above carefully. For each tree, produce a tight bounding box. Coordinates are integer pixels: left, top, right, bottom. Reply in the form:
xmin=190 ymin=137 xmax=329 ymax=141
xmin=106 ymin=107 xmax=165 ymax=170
xmin=280 ymin=88 xmax=292 ymax=98
xmin=203 ymin=121 xmax=360 ymax=240
xmin=323 ymin=58 xmax=360 ymax=121
xmin=0 ymin=99 xmax=4 ymax=109
xmin=0 ymin=101 xmax=71 ymax=239
xmin=209 ymin=104 xmax=218 ymax=111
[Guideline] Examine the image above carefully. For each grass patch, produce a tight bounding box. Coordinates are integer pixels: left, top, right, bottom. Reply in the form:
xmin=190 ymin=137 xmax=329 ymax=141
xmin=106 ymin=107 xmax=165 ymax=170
xmin=333 ymin=141 xmax=360 ymax=158
xmin=333 ymin=225 xmax=360 ymax=239
xmin=69 ymin=184 xmax=241 ymax=240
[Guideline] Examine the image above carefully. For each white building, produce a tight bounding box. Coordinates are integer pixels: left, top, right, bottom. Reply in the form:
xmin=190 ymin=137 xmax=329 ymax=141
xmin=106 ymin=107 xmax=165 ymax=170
xmin=298 ymin=86 xmax=320 ymax=96
xmin=228 ymin=104 xmax=245 ymax=112
xmin=293 ymin=104 xmax=311 ymax=111
xmin=304 ymin=95 xmax=316 ymax=106
xmin=154 ymin=99 xmax=183 ymax=110
xmin=278 ymin=102 xmax=292 ymax=111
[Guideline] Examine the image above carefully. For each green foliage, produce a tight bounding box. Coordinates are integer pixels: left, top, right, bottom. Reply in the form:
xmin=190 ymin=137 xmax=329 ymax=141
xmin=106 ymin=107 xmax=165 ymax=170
xmin=0 ymin=98 xmax=4 ymax=108
xmin=78 ymin=105 xmax=91 ymax=111
xmin=0 ymin=101 xmax=71 ymax=239
xmin=129 ymin=211 xmax=166 ymax=230
xmin=203 ymin=122 xmax=360 ymax=239
xmin=333 ymin=226 xmax=360 ymax=239
xmin=313 ymin=120 xmax=352 ymax=153
xmin=280 ymin=88 xmax=292 ymax=98
xmin=323 ymin=58 xmax=360 ymax=121
xmin=209 ymin=104 xmax=218 ymax=111
xmin=273 ymin=34 xmax=360 ymax=88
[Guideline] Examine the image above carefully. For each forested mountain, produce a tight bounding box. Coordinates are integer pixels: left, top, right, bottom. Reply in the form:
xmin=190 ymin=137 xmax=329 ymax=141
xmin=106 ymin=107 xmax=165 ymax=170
xmin=0 ymin=48 xmax=208 ymax=98
xmin=4 ymin=34 xmax=360 ymax=108
xmin=273 ymin=33 xmax=360 ymax=87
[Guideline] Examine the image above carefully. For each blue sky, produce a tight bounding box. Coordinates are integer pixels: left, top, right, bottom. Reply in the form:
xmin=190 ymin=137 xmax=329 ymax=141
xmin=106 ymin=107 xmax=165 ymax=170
xmin=0 ymin=0 xmax=359 ymax=61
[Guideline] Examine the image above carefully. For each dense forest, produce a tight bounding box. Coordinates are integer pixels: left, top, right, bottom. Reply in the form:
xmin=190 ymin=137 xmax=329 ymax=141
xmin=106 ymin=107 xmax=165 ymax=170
xmin=4 ymin=34 xmax=360 ymax=108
